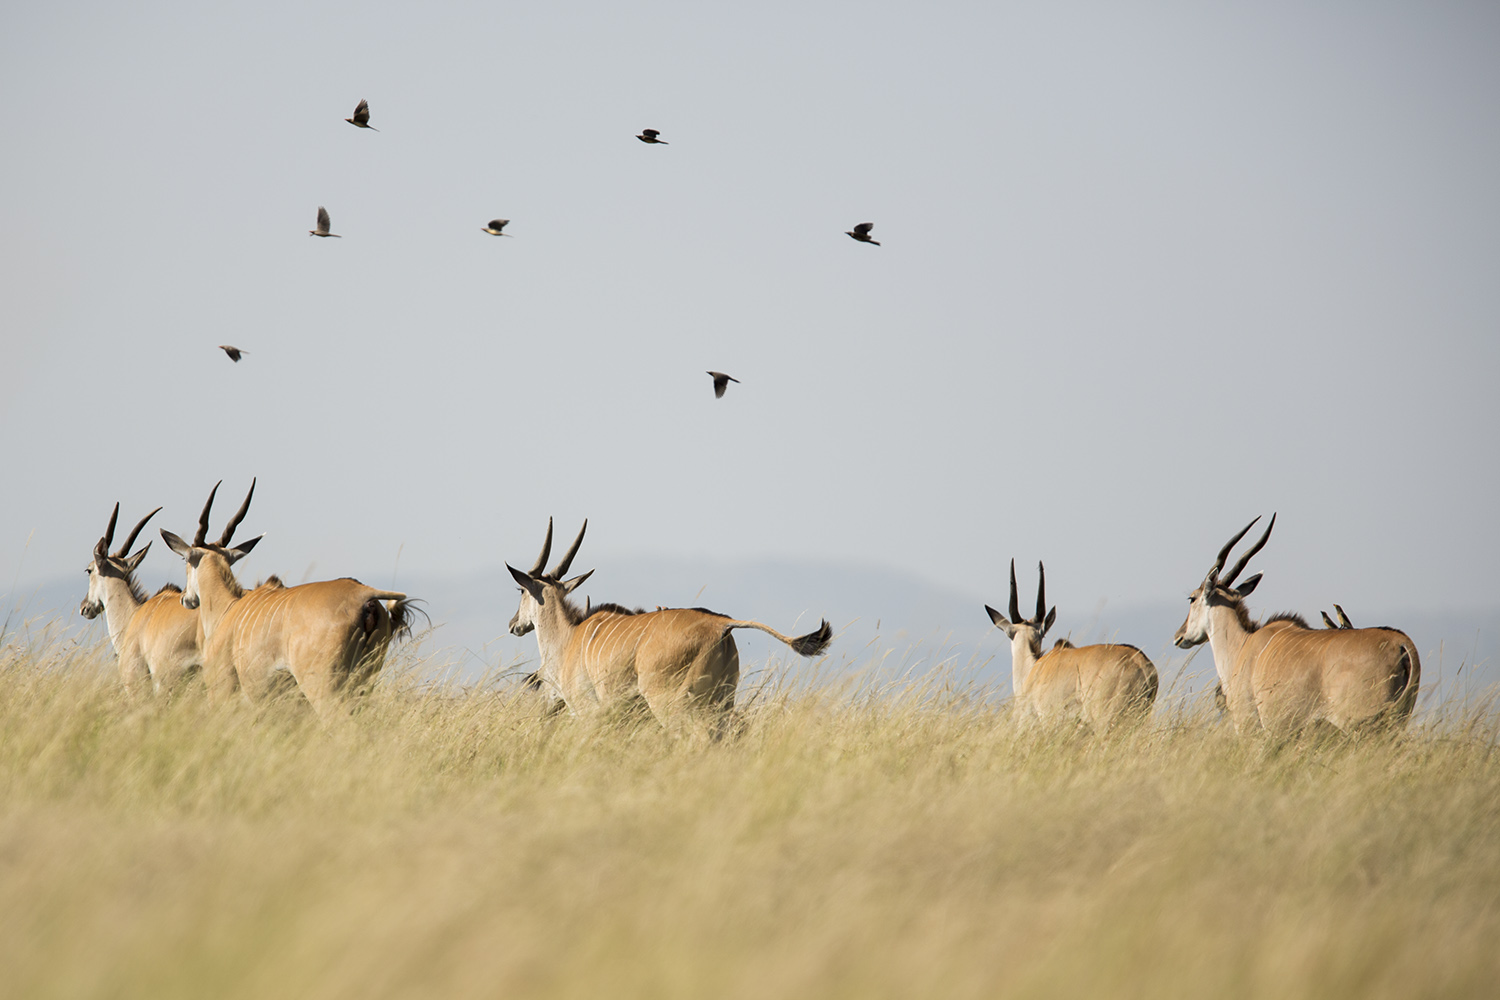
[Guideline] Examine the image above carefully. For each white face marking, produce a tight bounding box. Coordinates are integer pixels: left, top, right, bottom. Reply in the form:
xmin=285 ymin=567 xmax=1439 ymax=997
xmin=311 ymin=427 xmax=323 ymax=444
xmin=80 ymin=559 xmax=107 ymax=618
xmin=179 ymin=550 xmax=205 ymax=610
xmin=1175 ymin=583 xmax=1212 ymax=647
xmin=510 ymin=586 xmax=539 ymax=636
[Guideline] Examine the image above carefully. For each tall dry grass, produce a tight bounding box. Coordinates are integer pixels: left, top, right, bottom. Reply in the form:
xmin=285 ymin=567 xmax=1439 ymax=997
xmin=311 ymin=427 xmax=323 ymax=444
xmin=1 ymin=635 xmax=1496 ymax=1000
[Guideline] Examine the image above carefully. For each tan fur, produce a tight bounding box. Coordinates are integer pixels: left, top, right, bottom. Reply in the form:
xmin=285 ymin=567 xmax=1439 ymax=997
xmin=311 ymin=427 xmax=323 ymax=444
xmin=986 ymin=561 xmax=1157 ymax=730
xmin=107 ymin=586 xmax=201 ymax=695
xmin=515 ymin=583 xmax=828 ymax=732
xmin=555 ymin=608 xmax=744 ymax=717
xmin=1007 ymin=631 xmax=1158 ymax=729
xmin=186 ymin=551 xmax=407 ymax=720
xmin=82 ymin=535 xmax=202 ymax=695
xmin=1176 ymin=588 xmax=1419 ymax=737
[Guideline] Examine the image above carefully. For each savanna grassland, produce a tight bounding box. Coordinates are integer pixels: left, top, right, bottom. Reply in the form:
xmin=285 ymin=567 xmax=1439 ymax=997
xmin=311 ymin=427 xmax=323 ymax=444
xmin=2 ymin=637 xmax=1497 ymax=1000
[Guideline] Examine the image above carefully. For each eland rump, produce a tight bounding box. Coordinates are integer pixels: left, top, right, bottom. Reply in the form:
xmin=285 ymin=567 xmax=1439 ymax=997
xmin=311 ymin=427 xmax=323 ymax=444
xmin=507 ymin=519 xmax=832 ymax=731
xmin=160 ymin=480 xmax=412 ymax=719
xmin=1173 ymin=515 xmax=1419 ymax=736
xmin=986 ymin=560 xmax=1157 ymax=729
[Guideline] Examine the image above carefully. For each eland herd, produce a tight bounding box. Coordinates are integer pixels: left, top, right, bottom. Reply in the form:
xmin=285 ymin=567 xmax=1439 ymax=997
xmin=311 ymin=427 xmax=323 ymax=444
xmin=77 ymin=101 xmax=1420 ymax=738
xmin=81 ymin=478 xmax=1420 ymax=737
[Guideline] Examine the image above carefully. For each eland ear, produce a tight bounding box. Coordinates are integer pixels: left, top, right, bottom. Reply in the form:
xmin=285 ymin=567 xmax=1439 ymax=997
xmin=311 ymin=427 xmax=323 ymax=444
xmin=226 ymin=534 xmax=263 ymax=563
xmin=161 ymin=529 xmax=193 ymax=558
xmin=124 ymin=543 xmax=151 ymax=573
xmin=1234 ymin=573 xmax=1262 ymax=597
xmin=561 ymin=569 xmax=594 ymax=594
xmin=985 ymin=604 xmax=1017 ymax=637
xmin=1042 ymin=606 xmax=1057 ymax=636
xmin=93 ymin=537 xmax=110 ymax=563
xmin=506 ymin=563 xmax=545 ymax=601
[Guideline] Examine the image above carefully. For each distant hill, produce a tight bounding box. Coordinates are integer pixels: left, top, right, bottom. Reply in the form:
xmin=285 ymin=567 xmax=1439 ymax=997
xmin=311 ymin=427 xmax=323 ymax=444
xmin=8 ymin=559 xmax=1496 ymax=709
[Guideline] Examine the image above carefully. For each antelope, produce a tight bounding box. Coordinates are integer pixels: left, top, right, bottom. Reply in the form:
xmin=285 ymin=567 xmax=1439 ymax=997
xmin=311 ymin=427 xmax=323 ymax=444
xmin=985 ymin=560 xmax=1158 ymax=729
xmin=1173 ymin=515 xmax=1419 ymax=736
xmin=507 ymin=519 xmax=832 ymax=731
xmin=80 ymin=503 xmax=201 ymax=695
xmin=160 ymin=481 xmax=412 ymax=719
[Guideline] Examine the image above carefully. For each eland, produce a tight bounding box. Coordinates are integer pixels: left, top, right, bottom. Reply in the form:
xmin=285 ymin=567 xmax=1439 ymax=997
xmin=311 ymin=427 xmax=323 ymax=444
xmin=160 ymin=480 xmax=412 ymax=719
xmin=507 ymin=519 xmax=832 ymax=732
xmin=80 ymin=503 xmax=202 ymax=695
xmin=985 ymin=560 xmax=1157 ymax=729
xmin=1173 ymin=515 xmax=1419 ymax=736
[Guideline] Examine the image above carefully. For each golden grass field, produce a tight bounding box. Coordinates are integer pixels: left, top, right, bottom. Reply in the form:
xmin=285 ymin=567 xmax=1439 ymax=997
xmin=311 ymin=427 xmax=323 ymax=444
xmin=2 ymin=634 xmax=1497 ymax=1000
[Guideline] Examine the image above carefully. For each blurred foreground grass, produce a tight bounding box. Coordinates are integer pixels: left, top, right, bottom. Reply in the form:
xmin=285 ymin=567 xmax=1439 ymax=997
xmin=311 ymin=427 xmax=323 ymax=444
xmin=1 ymin=637 xmax=1497 ymax=1000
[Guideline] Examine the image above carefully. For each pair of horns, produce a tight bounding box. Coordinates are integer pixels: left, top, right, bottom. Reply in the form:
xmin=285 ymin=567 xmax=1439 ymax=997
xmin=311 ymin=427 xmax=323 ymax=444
xmin=100 ymin=503 xmax=163 ymax=559
xmin=1007 ymin=559 xmax=1046 ymax=624
xmin=194 ymin=479 xmax=256 ymax=547
xmin=529 ymin=517 xmax=587 ymax=579
xmin=1208 ymin=513 xmax=1277 ymax=588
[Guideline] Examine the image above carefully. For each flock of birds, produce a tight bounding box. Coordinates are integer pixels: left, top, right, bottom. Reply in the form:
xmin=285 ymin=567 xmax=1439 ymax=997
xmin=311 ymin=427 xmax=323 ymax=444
xmin=215 ymin=100 xmax=882 ymax=401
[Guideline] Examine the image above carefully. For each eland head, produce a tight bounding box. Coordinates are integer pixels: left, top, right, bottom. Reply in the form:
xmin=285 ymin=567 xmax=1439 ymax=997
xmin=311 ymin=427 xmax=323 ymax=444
xmin=1174 ymin=514 xmax=1274 ymax=649
xmin=507 ymin=518 xmax=593 ymax=637
xmin=160 ymin=480 xmax=263 ymax=611
xmin=81 ymin=502 xmax=162 ymax=620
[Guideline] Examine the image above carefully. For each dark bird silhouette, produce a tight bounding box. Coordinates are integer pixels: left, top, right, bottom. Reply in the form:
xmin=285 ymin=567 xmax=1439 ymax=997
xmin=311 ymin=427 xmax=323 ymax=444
xmin=309 ymin=206 xmax=341 ymax=238
xmin=1319 ymin=605 xmax=1354 ymax=629
xmin=636 ymin=129 xmax=668 ymax=144
xmin=846 ymin=222 xmax=880 ymax=245
xmin=218 ymin=345 xmax=246 ymax=362
xmin=481 ymin=219 xmax=512 ymax=236
xmin=707 ymin=371 xmax=739 ymax=398
xmin=345 ymin=99 xmax=378 ymax=130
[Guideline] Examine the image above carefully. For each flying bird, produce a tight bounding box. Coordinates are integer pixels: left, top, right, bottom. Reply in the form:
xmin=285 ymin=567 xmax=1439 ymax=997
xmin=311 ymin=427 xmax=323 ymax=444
xmin=218 ymin=345 xmax=246 ymax=362
xmin=636 ymin=129 xmax=668 ymax=144
xmin=707 ymin=371 xmax=739 ymax=398
xmin=309 ymin=206 xmax=341 ymax=238
xmin=846 ymin=222 xmax=880 ymax=245
xmin=345 ymin=99 xmax=378 ymax=130
xmin=481 ymin=219 xmax=512 ymax=236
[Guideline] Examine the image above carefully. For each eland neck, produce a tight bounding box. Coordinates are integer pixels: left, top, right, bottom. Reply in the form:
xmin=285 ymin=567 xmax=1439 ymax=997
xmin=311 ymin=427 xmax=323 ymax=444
xmin=1204 ymin=599 xmax=1257 ymax=702
xmin=529 ymin=588 xmax=582 ymax=684
xmin=96 ymin=575 xmax=144 ymax=653
xmin=1008 ymin=630 xmax=1042 ymax=698
xmin=193 ymin=551 xmax=246 ymax=642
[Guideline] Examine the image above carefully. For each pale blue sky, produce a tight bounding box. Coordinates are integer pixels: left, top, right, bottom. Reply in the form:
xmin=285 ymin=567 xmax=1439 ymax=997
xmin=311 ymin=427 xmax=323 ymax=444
xmin=3 ymin=0 xmax=1497 ymax=633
